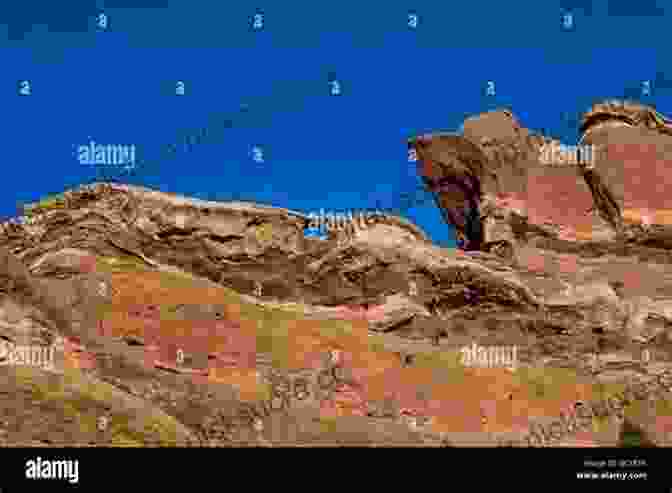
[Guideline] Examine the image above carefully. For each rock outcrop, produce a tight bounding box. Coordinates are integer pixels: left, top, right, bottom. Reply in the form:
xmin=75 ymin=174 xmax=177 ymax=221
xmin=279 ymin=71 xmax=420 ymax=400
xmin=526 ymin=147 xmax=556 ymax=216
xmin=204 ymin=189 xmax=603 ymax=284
xmin=0 ymin=101 xmax=670 ymax=447
xmin=409 ymin=100 xmax=672 ymax=251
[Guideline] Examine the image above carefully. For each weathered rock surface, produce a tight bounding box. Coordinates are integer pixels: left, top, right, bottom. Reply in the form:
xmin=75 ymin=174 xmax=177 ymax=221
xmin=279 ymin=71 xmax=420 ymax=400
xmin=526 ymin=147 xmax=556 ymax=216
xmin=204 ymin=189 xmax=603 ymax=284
xmin=0 ymin=100 xmax=670 ymax=446
xmin=406 ymin=101 xmax=672 ymax=445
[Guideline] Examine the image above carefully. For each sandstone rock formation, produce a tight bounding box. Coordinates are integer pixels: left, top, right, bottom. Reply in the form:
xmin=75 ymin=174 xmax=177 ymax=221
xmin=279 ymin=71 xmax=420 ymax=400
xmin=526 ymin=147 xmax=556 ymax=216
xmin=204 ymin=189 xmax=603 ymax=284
xmin=0 ymin=100 xmax=670 ymax=447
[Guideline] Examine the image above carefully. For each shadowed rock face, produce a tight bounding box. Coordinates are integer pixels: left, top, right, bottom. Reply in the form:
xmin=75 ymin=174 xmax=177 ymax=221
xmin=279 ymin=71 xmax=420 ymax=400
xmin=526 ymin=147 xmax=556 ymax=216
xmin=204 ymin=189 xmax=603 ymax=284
xmin=410 ymin=103 xmax=672 ymax=254
xmin=408 ymin=133 xmax=487 ymax=250
xmin=409 ymin=111 xmax=551 ymax=253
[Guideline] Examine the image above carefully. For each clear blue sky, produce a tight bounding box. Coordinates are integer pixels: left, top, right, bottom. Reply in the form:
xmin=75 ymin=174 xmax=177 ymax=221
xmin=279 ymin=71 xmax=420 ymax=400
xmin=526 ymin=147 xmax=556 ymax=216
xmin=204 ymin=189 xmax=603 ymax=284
xmin=2 ymin=1 xmax=671 ymax=247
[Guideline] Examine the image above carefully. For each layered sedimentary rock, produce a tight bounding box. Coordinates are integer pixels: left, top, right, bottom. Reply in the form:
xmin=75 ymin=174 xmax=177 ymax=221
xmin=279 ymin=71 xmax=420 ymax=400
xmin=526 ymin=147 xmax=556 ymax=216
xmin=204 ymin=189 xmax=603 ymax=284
xmin=579 ymin=100 xmax=672 ymax=231
xmin=405 ymin=104 xmax=672 ymax=445
xmin=409 ymin=101 xmax=672 ymax=252
xmin=0 ymin=98 xmax=671 ymax=447
xmin=410 ymin=133 xmax=489 ymax=250
xmin=407 ymin=103 xmax=672 ymax=346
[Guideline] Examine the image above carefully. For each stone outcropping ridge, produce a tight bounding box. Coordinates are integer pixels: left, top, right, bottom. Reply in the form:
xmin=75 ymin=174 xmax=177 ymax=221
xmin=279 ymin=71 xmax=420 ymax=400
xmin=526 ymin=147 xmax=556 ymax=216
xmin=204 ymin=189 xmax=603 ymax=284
xmin=0 ymin=101 xmax=670 ymax=447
